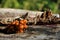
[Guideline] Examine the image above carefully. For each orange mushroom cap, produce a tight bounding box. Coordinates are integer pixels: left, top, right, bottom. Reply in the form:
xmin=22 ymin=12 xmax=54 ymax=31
xmin=20 ymin=20 xmax=24 ymax=24
xmin=24 ymin=24 xmax=28 ymax=29
xmin=12 ymin=21 xmax=16 ymax=25
xmin=23 ymin=20 xmax=27 ymax=23
xmin=19 ymin=24 xmax=24 ymax=29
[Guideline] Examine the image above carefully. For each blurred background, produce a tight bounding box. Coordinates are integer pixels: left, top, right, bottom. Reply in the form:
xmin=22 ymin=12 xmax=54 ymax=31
xmin=0 ymin=0 xmax=60 ymax=14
